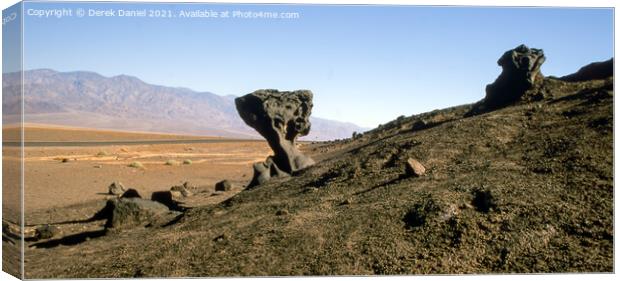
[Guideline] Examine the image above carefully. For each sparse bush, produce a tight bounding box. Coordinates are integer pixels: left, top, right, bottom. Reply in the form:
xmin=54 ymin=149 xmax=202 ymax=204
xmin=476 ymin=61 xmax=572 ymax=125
xmin=165 ymin=160 xmax=180 ymax=166
xmin=96 ymin=151 xmax=109 ymax=157
xmin=61 ymin=158 xmax=70 ymax=163
xmin=128 ymin=162 xmax=144 ymax=169
xmin=183 ymin=159 xmax=193 ymax=165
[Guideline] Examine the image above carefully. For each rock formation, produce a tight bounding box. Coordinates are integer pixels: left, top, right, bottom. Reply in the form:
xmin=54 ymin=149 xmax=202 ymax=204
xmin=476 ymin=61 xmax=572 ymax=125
xmin=235 ymin=89 xmax=316 ymax=188
xmin=470 ymin=44 xmax=546 ymax=114
xmin=559 ymin=58 xmax=613 ymax=82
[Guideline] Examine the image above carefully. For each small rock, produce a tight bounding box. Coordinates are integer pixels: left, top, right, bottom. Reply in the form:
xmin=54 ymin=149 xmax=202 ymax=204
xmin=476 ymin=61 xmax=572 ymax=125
xmin=170 ymin=182 xmax=193 ymax=197
xmin=275 ymin=209 xmax=289 ymax=216
xmin=213 ymin=234 xmax=228 ymax=242
xmin=405 ymin=158 xmax=426 ymax=177
xmin=93 ymin=165 xmax=103 ymax=168
xmin=34 ymin=224 xmax=58 ymax=240
xmin=108 ymin=181 xmax=126 ymax=195
xmin=215 ymin=180 xmax=233 ymax=192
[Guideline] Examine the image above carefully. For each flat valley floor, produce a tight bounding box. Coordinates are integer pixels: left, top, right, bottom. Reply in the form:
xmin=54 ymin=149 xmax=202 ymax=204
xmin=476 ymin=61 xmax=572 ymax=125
xmin=2 ymin=125 xmax=272 ymax=277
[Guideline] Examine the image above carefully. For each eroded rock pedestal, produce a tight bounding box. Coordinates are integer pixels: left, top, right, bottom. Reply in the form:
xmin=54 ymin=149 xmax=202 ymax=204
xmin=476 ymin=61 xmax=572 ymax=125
xmin=471 ymin=44 xmax=546 ymax=114
xmin=235 ymin=89 xmax=316 ymax=188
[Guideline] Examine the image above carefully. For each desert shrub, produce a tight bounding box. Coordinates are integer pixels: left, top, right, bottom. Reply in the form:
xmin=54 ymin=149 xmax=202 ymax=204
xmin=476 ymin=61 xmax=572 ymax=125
xmin=165 ymin=160 xmax=180 ymax=166
xmin=183 ymin=159 xmax=192 ymax=165
xmin=96 ymin=151 xmax=109 ymax=157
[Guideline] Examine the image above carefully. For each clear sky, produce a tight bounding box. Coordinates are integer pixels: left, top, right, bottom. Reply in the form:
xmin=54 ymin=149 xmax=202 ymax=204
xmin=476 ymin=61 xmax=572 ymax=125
xmin=18 ymin=1 xmax=614 ymax=127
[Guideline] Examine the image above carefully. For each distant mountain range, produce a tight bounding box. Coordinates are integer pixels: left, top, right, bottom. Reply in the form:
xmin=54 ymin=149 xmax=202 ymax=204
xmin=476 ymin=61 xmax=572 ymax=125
xmin=2 ymin=69 xmax=366 ymax=140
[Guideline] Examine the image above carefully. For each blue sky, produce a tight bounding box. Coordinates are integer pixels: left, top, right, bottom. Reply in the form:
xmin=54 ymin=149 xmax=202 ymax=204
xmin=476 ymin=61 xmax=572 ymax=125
xmin=18 ymin=2 xmax=614 ymax=127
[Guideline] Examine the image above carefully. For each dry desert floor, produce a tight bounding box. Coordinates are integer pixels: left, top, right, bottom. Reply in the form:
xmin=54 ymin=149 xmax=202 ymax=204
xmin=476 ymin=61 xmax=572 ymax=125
xmin=3 ymin=125 xmax=273 ymax=252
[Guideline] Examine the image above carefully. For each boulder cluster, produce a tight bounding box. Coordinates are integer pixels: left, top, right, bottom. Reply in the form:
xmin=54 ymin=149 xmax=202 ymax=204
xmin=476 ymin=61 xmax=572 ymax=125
xmin=93 ymin=181 xmax=199 ymax=230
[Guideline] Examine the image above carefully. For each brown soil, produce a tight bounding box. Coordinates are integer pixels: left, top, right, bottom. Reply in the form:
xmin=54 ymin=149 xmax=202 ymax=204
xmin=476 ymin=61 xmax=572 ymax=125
xmin=4 ymin=76 xmax=614 ymax=278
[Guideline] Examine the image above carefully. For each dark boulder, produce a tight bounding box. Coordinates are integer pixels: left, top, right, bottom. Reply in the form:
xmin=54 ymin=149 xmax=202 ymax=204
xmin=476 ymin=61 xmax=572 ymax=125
xmin=100 ymin=198 xmax=176 ymax=229
xmin=151 ymin=191 xmax=183 ymax=211
xmin=120 ymin=188 xmax=141 ymax=199
xmin=559 ymin=58 xmax=613 ymax=82
xmin=215 ymin=180 xmax=233 ymax=192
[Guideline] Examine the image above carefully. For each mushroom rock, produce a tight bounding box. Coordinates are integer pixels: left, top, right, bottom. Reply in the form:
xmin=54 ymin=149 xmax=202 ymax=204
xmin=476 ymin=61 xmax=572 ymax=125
xmin=471 ymin=44 xmax=546 ymax=114
xmin=235 ymin=89 xmax=316 ymax=188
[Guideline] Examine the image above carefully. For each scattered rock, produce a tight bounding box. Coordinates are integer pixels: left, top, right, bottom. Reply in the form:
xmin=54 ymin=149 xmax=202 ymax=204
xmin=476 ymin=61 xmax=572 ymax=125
xmin=128 ymin=162 xmax=144 ymax=169
xmin=170 ymin=182 xmax=193 ymax=197
xmin=235 ymin=89 xmax=316 ymax=188
xmin=411 ymin=119 xmax=429 ymax=131
xmin=247 ymin=157 xmax=290 ymax=188
xmin=61 ymin=158 xmax=70 ymax=163
xmin=215 ymin=180 xmax=233 ymax=192
xmin=34 ymin=225 xmax=58 ymax=240
xmin=151 ymin=191 xmax=182 ymax=211
xmin=275 ymin=209 xmax=289 ymax=216
xmin=405 ymin=158 xmax=426 ymax=177
xmin=108 ymin=181 xmax=126 ymax=196
xmin=93 ymin=165 xmax=103 ymax=168
xmin=120 ymin=188 xmax=141 ymax=199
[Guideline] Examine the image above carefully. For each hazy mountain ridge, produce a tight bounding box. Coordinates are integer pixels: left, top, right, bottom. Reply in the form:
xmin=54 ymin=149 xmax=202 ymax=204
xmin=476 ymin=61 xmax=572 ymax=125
xmin=2 ymin=69 xmax=366 ymax=140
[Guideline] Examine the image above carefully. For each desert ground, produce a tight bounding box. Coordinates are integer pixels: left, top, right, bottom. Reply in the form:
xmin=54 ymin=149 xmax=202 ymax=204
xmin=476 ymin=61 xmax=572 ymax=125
xmin=2 ymin=71 xmax=614 ymax=277
xmin=2 ymin=126 xmax=274 ymax=276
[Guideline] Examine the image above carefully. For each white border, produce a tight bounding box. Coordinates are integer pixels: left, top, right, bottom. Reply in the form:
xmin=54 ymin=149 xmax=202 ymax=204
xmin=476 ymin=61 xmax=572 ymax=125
xmin=0 ymin=1 xmax=617 ymax=281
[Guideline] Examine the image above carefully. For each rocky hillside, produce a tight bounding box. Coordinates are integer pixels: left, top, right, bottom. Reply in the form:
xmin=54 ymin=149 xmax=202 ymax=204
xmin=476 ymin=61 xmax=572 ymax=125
xmin=23 ymin=58 xmax=613 ymax=276
xmin=1 ymin=69 xmax=365 ymax=140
